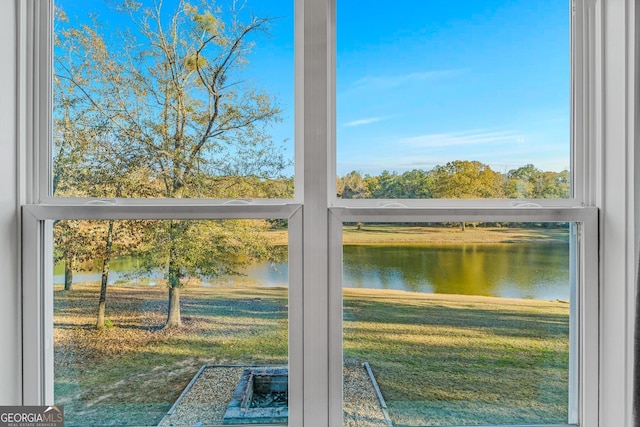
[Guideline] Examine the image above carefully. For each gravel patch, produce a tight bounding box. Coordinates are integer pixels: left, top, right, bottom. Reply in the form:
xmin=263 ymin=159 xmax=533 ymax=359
xmin=158 ymin=366 xmax=251 ymax=426
xmin=159 ymin=361 xmax=388 ymax=426
xmin=343 ymin=359 xmax=390 ymax=427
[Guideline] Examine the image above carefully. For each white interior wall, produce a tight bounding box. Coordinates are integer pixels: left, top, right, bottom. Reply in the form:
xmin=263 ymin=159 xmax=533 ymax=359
xmin=600 ymin=1 xmax=636 ymax=425
xmin=0 ymin=0 xmax=637 ymax=424
xmin=0 ymin=0 xmax=20 ymax=405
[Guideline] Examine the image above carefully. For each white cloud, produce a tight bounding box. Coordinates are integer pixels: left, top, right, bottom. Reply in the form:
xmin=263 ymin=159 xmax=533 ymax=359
xmin=352 ymin=68 xmax=469 ymax=91
xmin=343 ymin=116 xmax=390 ymax=127
xmin=398 ymin=129 xmax=527 ymax=148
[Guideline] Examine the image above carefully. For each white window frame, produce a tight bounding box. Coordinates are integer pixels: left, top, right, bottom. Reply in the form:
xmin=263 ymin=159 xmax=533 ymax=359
xmin=17 ymin=0 xmax=622 ymax=426
xmin=327 ymin=1 xmax=591 ymax=210
xmin=328 ymin=207 xmax=599 ymax=427
xmin=21 ymin=204 xmax=304 ymax=427
xmin=321 ymin=0 xmax=602 ymax=425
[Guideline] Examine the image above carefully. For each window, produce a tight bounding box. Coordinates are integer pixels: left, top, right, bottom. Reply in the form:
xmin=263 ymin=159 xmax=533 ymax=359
xmin=21 ymin=1 xmax=601 ymax=427
xmin=336 ymin=1 xmax=572 ymax=201
xmin=23 ymin=204 xmax=304 ymax=426
xmin=52 ymin=219 xmax=291 ymax=426
xmin=51 ymin=0 xmax=295 ymax=201
xmin=329 ymin=210 xmax=597 ymax=426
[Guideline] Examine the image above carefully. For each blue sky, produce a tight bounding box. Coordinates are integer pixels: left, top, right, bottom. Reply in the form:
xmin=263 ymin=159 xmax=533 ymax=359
xmin=57 ymin=0 xmax=570 ymax=177
xmin=337 ymin=0 xmax=570 ymax=175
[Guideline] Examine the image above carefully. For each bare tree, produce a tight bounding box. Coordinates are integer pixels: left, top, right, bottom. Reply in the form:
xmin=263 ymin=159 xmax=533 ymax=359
xmin=55 ymin=0 xmax=289 ymax=328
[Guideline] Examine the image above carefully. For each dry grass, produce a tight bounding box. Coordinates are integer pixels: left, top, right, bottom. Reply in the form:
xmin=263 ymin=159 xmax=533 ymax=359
xmin=55 ymin=284 xmax=288 ymax=426
xmin=266 ymin=224 xmax=569 ymax=246
xmin=343 ymin=224 xmax=569 ymax=245
xmin=55 ymin=284 xmax=569 ymax=426
xmin=343 ymin=288 xmax=570 ymax=425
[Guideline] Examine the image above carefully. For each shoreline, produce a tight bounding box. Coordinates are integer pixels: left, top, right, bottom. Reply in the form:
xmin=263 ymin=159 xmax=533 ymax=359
xmin=265 ymin=225 xmax=570 ymax=246
xmin=54 ymin=282 xmax=569 ymax=305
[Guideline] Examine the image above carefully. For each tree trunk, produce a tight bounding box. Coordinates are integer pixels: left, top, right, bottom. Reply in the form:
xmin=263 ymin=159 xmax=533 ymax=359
xmin=461 ymin=222 xmax=466 ymax=232
xmin=96 ymin=220 xmax=114 ymax=329
xmin=64 ymin=254 xmax=75 ymax=291
xmin=165 ymin=286 xmax=182 ymax=328
xmin=164 ymin=221 xmax=183 ymax=328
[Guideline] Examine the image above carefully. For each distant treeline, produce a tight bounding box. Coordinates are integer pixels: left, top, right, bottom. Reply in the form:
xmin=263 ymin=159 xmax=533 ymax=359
xmin=337 ymin=161 xmax=570 ymax=199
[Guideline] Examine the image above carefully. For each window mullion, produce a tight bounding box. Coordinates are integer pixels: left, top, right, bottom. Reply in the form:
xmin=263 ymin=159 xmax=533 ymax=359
xmin=21 ymin=207 xmax=45 ymax=404
xmin=301 ymin=0 xmax=332 ymax=425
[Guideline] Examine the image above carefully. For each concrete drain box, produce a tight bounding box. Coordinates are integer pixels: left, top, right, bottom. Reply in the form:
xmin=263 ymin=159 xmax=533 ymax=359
xmin=223 ymin=368 xmax=288 ymax=425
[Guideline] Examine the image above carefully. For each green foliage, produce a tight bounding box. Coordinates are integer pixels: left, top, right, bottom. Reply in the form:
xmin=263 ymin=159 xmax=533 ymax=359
xmin=337 ymin=161 xmax=570 ymax=201
xmin=54 ymin=0 xmax=289 ymax=199
xmin=337 ymin=171 xmax=367 ymax=199
xmin=337 ymin=169 xmax=433 ymax=199
xmin=54 ymin=0 xmax=292 ymax=326
xmin=131 ymin=219 xmax=285 ymax=289
xmin=504 ymin=164 xmax=570 ymax=199
xmin=431 ymin=160 xmax=505 ymax=199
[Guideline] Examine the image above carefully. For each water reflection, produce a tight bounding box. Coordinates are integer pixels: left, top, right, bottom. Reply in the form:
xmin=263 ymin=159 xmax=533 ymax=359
xmin=54 ymin=243 xmax=570 ymax=301
xmin=343 ymin=243 xmax=570 ymax=300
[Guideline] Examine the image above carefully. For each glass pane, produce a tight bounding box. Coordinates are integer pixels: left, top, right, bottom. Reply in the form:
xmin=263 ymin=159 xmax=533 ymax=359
xmin=53 ymin=219 xmax=289 ymax=426
xmin=341 ymin=222 xmax=575 ymax=426
xmin=53 ymin=0 xmax=294 ymax=199
xmin=337 ymin=1 xmax=571 ymax=199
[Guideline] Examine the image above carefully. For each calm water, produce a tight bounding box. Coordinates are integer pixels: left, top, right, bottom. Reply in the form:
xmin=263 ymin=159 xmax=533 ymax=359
xmin=343 ymin=243 xmax=570 ymax=301
xmin=54 ymin=242 xmax=570 ymax=300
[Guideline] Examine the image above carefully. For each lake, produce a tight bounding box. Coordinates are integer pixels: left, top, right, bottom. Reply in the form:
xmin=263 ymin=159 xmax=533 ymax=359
xmin=343 ymin=243 xmax=570 ymax=301
xmin=54 ymin=242 xmax=570 ymax=301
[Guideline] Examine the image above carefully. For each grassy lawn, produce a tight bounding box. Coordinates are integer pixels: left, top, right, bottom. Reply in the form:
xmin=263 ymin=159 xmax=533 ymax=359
xmin=343 ymin=288 xmax=569 ymax=426
xmin=54 ymin=284 xmax=288 ymax=426
xmin=266 ymin=224 xmax=569 ymax=246
xmin=55 ymin=283 xmax=568 ymax=426
xmin=342 ymin=224 xmax=569 ymax=245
